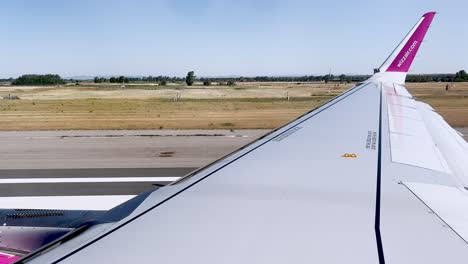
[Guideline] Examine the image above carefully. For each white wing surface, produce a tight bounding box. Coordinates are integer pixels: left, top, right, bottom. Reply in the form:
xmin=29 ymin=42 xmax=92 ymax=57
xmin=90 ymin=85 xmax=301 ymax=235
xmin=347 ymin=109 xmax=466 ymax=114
xmin=21 ymin=12 xmax=468 ymax=264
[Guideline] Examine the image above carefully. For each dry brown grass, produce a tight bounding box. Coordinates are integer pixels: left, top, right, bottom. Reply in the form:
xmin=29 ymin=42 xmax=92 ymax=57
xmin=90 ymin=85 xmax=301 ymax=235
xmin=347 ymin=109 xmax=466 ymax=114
xmin=0 ymin=98 xmax=329 ymax=130
xmin=0 ymin=82 xmax=466 ymax=130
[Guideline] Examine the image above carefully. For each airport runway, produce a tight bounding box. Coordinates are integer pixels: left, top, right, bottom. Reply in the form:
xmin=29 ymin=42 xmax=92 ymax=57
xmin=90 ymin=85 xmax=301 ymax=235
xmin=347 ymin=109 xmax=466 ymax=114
xmin=0 ymin=130 xmax=267 ymax=197
xmin=0 ymin=168 xmax=196 ymax=196
xmin=458 ymin=127 xmax=468 ymax=142
xmin=0 ymin=130 xmax=266 ymax=169
xmin=0 ymin=168 xmax=196 ymax=179
xmin=0 ymin=129 xmax=465 ymax=199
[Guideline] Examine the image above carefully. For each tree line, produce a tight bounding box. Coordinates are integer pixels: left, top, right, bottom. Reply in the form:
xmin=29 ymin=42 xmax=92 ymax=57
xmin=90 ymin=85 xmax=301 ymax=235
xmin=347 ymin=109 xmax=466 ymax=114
xmin=94 ymin=76 xmax=129 ymax=83
xmin=102 ymin=72 xmax=468 ymax=84
xmin=406 ymin=70 xmax=468 ymax=82
xmin=11 ymin=74 xmax=65 ymax=85
xmin=95 ymin=70 xmax=467 ymax=84
xmin=8 ymin=70 xmax=468 ymax=86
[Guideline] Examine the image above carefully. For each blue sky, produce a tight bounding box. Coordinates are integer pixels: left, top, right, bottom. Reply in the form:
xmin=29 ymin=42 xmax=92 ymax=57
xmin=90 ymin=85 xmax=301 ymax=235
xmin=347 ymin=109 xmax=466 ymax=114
xmin=1 ymin=0 xmax=467 ymax=78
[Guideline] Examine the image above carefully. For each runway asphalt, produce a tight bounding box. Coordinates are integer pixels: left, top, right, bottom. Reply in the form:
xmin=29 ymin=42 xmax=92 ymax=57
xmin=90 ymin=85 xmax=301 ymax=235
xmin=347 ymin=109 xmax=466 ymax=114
xmin=0 ymin=168 xmax=196 ymax=196
xmin=0 ymin=129 xmax=266 ymax=169
xmin=0 ymin=129 xmax=466 ymax=198
xmin=0 ymin=167 xmax=196 ymax=179
xmin=0 ymin=130 xmax=267 ymax=198
xmin=458 ymin=127 xmax=468 ymax=142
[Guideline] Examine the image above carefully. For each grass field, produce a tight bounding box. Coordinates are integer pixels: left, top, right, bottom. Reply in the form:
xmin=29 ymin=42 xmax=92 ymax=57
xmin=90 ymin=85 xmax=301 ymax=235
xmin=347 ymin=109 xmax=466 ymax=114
xmin=0 ymin=82 xmax=467 ymax=130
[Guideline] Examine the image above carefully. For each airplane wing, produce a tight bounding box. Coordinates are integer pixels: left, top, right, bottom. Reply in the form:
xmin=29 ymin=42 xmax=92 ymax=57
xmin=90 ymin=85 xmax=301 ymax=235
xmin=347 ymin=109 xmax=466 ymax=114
xmin=16 ymin=12 xmax=468 ymax=263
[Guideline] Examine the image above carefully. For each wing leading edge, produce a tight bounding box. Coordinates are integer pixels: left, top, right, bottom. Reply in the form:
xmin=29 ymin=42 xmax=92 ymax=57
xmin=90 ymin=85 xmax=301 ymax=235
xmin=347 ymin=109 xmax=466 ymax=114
xmin=21 ymin=11 xmax=468 ymax=264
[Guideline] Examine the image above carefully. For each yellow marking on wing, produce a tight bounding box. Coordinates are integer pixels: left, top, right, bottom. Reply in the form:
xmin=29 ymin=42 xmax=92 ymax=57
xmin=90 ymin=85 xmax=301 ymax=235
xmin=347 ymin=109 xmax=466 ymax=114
xmin=341 ymin=153 xmax=358 ymax=158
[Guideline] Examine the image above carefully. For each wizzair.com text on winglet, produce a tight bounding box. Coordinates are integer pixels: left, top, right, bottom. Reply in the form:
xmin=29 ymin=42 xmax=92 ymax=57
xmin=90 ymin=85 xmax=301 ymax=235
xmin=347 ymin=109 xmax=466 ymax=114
xmin=370 ymin=11 xmax=436 ymax=84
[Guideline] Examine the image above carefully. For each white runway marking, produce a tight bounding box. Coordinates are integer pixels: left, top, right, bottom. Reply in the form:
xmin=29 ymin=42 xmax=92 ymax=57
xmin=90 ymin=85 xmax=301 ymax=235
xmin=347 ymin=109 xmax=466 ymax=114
xmin=0 ymin=177 xmax=180 ymax=184
xmin=0 ymin=195 xmax=136 ymax=210
xmin=0 ymin=251 xmax=16 ymax=257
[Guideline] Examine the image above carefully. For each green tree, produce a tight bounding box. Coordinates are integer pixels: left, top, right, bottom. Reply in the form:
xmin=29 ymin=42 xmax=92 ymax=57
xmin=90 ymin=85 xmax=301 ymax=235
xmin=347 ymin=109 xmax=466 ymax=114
xmin=186 ymin=71 xmax=195 ymax=86
xmin=12 ymin=74 xmax=65 ymax=86
xmin=339 ymin=74 xmax=346 ymax=82
xmin=455 ymin=70 xmax=467 ymax=81
xmin=203 ymin=80 xmax=211 ymax=86
xmin=227 ymin=80 xmax=236 ymax=86
xmin=109 ymin=77 xmax=116 ymax=83
xmin=160 ymin=80 xmax=167 ymax=86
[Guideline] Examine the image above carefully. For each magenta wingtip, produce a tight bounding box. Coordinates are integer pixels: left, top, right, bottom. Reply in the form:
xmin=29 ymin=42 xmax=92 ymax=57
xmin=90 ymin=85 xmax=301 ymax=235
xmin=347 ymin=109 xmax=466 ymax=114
xmin=423 ymin=11 xmax=437 ymax=17
xmin=385 ymin=11 xmax=436 ymax=73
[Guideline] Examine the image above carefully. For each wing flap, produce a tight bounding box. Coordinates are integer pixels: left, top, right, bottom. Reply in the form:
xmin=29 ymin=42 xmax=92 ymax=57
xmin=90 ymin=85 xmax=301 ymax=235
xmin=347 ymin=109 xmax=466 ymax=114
xmin=393 ymin=84 xmax=413 ymax=98
xmin=404 ymin=182 xmax=468 ymax=242
xmin=389 ymin=133 xmax=451 ymax=173
xmin=386 ymin=84 xmax=451 ymax=174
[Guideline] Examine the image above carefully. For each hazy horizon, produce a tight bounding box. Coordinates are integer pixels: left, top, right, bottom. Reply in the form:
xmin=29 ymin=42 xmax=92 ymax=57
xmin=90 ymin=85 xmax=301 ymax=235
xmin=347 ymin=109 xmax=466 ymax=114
xmin=2 ymin=0 xmax=467 ymax=79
